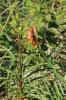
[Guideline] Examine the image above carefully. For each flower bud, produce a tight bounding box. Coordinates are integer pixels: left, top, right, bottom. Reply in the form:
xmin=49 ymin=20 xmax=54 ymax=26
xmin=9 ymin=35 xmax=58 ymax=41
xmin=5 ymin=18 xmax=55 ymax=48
xmin=28 ymin=29 xmax=33 ymax=41
xmin=33 ymin=25 xmax=37 ymax=34
xmin=32 ymin=35 xmax=38 ymax=48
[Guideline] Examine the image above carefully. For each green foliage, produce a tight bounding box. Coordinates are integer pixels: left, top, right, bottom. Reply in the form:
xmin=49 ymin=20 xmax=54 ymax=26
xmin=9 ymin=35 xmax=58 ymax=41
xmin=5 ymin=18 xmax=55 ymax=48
xmin=0 ymin=0 xmax=66 ymax=100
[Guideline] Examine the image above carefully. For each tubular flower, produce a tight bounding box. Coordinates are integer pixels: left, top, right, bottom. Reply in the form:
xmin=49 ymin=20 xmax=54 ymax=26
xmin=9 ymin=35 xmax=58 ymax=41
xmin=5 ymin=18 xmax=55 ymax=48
xmin=33 ymin=24 xmax=37 ymax=34
xmin=32 ymin=35 xmax=38 ymax=48
xmin=27 ymin=29 xmax=33 ymax=41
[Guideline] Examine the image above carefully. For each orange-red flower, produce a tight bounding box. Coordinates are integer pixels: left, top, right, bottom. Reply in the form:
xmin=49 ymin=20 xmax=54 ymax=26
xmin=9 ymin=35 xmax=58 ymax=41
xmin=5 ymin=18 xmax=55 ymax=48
xmin=33 ymin=25 xmax=37 ymax=34
xmin=27 ymin=29 xmax=33 ymax=41
xmin=32 ymin=35 xmax=38 ymax=48
xmin=27 ymin=25 xmax=38 ymax=48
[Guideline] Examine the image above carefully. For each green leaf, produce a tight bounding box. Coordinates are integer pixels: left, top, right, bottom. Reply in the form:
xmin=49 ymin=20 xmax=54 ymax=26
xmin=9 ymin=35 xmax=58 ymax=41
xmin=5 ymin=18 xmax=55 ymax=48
xmin=24 ymin=62 xmax=47 ymax=75
xmin=4 ymin=41 xmax=10 ymax=48
xmin=26 ymin=0 xmax=33 ymax=7
xmin=35 ymin=4 xmax=40 ymax=12
xmin=0 ymin=40 xmax=4 ymax=44
xmin=36 ymin=16 xmax=43 ymax=25
xmin=23 ymin=54 xmax=35 ymax=66
xmin=0 ymin=80 xmax=8 ymax=87
xmin=29 ymin=94 xmax=40 ymax=99
xmin=54 ymin=81 xmax=62 ymax=99
xmin=11 ymin=29 xmax=16 ymax=35
xmin=9 ymin=19 xmax=17 ymax=28
xmin=2 ymin=46 xmax=15 ymax=61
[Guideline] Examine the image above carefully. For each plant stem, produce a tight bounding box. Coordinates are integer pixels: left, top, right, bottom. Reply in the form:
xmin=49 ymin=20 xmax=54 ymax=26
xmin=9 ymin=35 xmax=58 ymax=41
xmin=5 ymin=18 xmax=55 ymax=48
xmin=18 ymin=32 xmax=23 ymax=100
xmin=15 ymin=2 xmax=23 ymax=99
